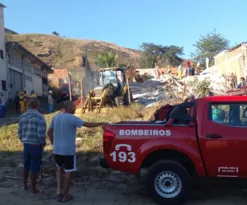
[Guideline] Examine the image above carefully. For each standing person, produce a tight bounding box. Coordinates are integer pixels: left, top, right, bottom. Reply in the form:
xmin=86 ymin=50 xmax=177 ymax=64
xmin=237 ymin=77 xmax=246 ymax=88
xmin=0 ymin=92 xmax=6 ymax=118
xmin=19 ymin=92 xmax=25 ymax=114
xmin=18 ymin=98 xmax=47 ymax=193
xmin=29 ymin=90 xmax=37 ymax=100
xmin=191 ymin=64 xmax=195 ymax=76
xmin=23 ymin=91 xmax=28 ymax=112
xmin=29 ymin=90 xmax=42 ymax=182
xmin=47 ymin=101 xmax=109 ymax=202
xmin=153 ymin=63 xmax=159 ymax=79
xmin=48 ymin=90 xmax=53 ymax=113
xmin=185 ymin=61 xmax=192 ymax=77
xmin=177 ymin=64 xmax=183 ymax=79
xmin=15 ymin=91 xmax=20 ymax=113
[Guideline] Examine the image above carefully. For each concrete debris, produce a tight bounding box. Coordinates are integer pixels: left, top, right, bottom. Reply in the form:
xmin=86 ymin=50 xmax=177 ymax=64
xmin=130 ymin=68 xmax=235 ymax=108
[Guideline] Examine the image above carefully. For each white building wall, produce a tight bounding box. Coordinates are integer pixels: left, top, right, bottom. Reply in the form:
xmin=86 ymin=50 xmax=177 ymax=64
xmin=32 ymin=65 xmax=43 ymax=96
xmin=32 ymin=75 xmax=42 ymax=96
xmin=7 ymin=49 xmax=47 ymax=98
xmin=210 ymin=50 xmax=245 ymax=80
xmin=137 ymin=68 xmax=154 ymax=75
xmin=7 ymin=50 xmax=23 ymax=99
xmin=0 ymin=5 xmax=7 ymax=96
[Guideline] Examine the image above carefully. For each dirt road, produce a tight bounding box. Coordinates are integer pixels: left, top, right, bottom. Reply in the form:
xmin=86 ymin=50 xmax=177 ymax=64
xmin=1 ymin=164 xmax=247 ymax=205
xmin=1 ymin=152 xmax=247 ymax=205
xmin=1 ymin=185 xmax=246 ymax=205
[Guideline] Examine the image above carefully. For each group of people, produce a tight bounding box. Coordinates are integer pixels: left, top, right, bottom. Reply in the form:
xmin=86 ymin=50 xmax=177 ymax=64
xmin=15 ymin=90 xmax=37 ymax=114
xmin=153 ymin=61 xmax=200 ymax=80
xmin=18 ymin=98 xmax=109 ymax=202
xmin=15 ymin=90 xmax=54 ymax=114
xmin=237 ymin=77 xmax=247 ymax=88
xmin=178 ymin=61 xmax=200 ymax=79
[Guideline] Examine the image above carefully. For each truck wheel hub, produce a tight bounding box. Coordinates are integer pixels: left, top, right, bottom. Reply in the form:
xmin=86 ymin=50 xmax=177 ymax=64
xmin=154 ymin=171 xmax=182 ymax=198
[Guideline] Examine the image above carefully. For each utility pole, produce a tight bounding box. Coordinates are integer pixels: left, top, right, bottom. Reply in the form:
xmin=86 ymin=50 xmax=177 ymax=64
xmin=85 ymin=45 xmax=88 ymax=70
xmin=117 ymin=51 xmax=119 ymax=67
xmin=81 ymin=45 xmax=88 ymax=108
xmin=80 ymin=77 xmax=83 ymax=109
xmin=67 ymin=72 xmax=72 ymax=101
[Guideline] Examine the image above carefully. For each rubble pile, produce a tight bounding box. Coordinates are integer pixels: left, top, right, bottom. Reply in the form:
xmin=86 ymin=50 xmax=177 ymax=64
xmin=130 ymin=68 xmax=236 ymax=108
xmin=130 ymin=76 xmax=185 ymax=108
xmin=126 ymin=66 xmax=153 ymax=83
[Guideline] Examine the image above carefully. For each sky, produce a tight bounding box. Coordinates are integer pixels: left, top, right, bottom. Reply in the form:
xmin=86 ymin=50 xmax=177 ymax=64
xmin=2 ymin=0 xmax=247 ymax=58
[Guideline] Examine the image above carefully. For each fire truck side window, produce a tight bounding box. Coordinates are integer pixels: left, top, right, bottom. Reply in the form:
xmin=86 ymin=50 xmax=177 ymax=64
xmin=210 ymin=103 xmax=247 ymax=127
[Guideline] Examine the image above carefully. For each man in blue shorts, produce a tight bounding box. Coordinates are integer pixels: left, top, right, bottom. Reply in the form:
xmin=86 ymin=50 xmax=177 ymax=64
xmin=18 ymin=98 xmax=47 ymax=193
xmin=47 ymin=101 xmax=108 ymax=202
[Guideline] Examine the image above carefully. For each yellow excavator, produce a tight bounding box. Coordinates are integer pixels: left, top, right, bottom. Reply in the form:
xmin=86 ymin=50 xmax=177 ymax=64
xmin=81 ymin=67 xmax=133 ymax=113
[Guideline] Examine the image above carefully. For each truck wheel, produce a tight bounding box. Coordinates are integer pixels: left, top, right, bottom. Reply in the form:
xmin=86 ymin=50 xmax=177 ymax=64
xmin=146 ymin=160 xmax=191 ymax=205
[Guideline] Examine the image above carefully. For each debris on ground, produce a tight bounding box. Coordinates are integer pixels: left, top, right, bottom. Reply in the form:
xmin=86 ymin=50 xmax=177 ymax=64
xmin=129 ymin=68 xmax=239 ymax=108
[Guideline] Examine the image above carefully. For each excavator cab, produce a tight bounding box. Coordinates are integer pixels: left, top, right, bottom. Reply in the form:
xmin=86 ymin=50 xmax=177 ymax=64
xmin=98 ymin=70 xmax=120 ymax=95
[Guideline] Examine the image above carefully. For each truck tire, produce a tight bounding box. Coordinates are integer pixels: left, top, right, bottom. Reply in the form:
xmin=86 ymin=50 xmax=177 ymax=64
xmin=146 ymin=160 xmax=191 ymax=205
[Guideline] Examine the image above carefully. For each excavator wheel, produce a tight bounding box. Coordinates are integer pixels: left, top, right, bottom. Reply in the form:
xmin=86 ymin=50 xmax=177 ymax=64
xmin=123 ymin=90 xmax=133 ymax=106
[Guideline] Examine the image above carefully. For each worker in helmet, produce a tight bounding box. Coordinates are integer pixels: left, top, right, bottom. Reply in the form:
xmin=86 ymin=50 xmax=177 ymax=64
xmin=29 ymin=90 xmax=37 ymax=99
xmin=23 ymin=91 xmax=28 ymax=112
xmin=19 ymin=92 xmax=25 ymax=113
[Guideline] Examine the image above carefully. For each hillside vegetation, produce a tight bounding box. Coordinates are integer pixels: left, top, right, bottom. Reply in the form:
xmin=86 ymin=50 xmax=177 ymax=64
xmin=6 ymin=34 xmax=141 ymax=70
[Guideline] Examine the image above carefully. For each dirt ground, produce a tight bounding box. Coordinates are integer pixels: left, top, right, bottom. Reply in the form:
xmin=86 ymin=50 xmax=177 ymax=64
xmin=1 ymin=153 xmax=247 ymax=205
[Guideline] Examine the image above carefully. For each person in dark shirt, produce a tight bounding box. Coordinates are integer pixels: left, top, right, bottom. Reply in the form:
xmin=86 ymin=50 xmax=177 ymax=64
xmin=15 ymin=91 xmax=20 ymax=113
xmin=191 ymin=64 xmax=195 ymax=76
xmin=185 ymin=61 xmax=192 ymax=76
xmin=237 ymin=77 xmax=246 ymax=88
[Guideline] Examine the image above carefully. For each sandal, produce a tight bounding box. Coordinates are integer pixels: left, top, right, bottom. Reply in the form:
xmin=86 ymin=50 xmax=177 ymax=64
xmin=57 ymin=194 xmax=63 ymax=201
xmin=22 ymin=186 xmax=29 ymax=191
xmin=59 ymin=195 xmax=73 ymax=203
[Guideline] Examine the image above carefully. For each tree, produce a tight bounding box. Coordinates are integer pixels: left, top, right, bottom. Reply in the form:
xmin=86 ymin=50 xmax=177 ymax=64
xmin=97 ymin=51 xmax=118 ymax=68
xmin=140 ymin=43 xmax=184 ymax=68
xmin=193 ymin=30 xmax=229 ymax=65
xmin=52 ymin=31 xmax=60 ymax=37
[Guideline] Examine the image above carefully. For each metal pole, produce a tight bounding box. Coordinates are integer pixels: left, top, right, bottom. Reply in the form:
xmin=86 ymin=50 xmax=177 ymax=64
xmin=85 ymin=45 xmax=88 ymax=95
xmin=85 ymin=45 xmax=88 ymax=70
xmin=117 ymin=51 xmax=119 ymax=67
xmin=80 ymin=77 xmax=83 ymax=109
xmin=81 ymin=45 xmax=88 ymax=107
xmin=68 ymin=73 xmax=72 ymax=101
xmin=126 ymin=77 xmax=131 ymax=104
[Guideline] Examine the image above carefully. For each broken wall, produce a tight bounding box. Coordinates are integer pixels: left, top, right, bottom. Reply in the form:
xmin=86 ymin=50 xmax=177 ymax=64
xmin=213 ymin=45 xmax=247 ymax=80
